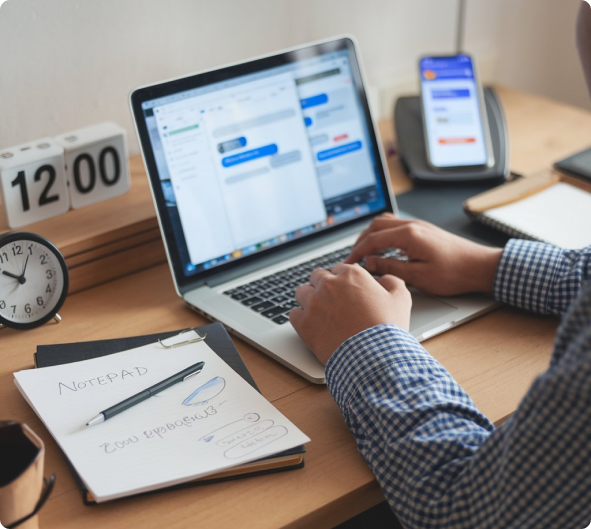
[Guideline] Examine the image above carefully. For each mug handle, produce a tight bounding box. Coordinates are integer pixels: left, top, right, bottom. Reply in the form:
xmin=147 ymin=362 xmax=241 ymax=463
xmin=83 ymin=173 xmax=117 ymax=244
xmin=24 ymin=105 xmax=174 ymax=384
xmin=6 ymin=475 xmax=56 ymax=529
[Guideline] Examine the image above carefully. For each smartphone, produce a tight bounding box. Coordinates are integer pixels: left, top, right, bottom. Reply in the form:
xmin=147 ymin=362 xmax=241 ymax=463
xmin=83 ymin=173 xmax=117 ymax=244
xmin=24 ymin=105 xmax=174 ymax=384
xmin=419 ymin=54 xmax=494 ymax=170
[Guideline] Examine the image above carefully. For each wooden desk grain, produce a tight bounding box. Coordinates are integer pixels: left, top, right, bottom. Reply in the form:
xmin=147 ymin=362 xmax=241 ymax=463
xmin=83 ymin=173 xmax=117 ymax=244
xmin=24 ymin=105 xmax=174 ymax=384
xmin=1 ymin=85 xmax=589 ymax=528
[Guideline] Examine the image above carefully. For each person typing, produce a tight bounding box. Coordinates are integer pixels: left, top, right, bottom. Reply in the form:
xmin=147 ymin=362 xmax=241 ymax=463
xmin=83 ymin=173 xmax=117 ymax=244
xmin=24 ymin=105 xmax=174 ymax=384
xmin=290 ymin=3 xmax=591 ymax=527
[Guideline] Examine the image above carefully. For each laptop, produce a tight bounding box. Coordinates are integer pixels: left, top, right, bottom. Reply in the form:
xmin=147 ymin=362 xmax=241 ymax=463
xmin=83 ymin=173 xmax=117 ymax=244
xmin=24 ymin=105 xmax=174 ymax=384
xmin=130 ymin=37 xmax=497 ymax=384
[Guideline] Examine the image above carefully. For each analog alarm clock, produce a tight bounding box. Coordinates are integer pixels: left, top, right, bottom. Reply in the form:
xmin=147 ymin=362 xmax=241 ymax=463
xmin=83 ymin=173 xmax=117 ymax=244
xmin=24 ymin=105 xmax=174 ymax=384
xmin=0 ymin=232 xmax=69 ymax=330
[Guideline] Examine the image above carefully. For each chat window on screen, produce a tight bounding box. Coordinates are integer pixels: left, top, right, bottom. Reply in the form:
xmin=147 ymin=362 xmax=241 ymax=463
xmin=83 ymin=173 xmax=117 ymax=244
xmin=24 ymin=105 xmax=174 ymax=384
xmin=154 ymin=72 xmax=326 ymax=267
xmin=295 ymin=58 xmax=376 ymax=206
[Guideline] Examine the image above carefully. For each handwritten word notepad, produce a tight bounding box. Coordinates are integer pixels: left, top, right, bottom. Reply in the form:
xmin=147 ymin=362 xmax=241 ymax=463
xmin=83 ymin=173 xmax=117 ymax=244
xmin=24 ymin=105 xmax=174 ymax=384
xmin=14 ymin=333 xmax=310 ymax=502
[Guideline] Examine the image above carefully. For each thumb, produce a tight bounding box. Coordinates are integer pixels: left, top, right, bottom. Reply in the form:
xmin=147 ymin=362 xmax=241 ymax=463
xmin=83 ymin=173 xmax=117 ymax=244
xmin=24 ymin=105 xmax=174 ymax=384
xmin=366 ymin=255 xmax=415 ymax=283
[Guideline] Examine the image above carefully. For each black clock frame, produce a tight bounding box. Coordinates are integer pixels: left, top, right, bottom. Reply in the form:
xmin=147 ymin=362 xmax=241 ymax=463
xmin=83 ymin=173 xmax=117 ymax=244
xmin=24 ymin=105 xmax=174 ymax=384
xmin=0 ymin=232 xmax=69 ymax=330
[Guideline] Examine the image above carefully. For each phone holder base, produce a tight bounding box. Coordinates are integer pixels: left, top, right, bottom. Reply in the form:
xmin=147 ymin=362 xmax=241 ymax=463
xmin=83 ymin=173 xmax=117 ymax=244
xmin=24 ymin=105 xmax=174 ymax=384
xmin=394 ymin=87 xmax=510 ymax=183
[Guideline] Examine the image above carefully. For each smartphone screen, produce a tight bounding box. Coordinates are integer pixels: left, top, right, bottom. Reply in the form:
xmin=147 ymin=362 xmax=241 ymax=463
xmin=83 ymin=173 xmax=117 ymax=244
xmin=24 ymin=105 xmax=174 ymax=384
xmin=420 ymin=54 xmax=491 ymax=169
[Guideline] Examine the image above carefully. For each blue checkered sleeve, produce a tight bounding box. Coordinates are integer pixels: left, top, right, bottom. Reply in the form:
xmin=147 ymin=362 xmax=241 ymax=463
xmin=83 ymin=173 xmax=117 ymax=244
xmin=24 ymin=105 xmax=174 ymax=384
xmin=325 ymin=242 xmax=591 ymax=529
xmin=494 ymin=239 xmax=591 ymax=316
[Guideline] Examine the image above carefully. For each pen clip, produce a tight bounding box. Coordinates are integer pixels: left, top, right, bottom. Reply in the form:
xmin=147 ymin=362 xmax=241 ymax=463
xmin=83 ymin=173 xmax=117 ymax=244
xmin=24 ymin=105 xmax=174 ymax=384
xmin=158 ymin=329 xmax=207 ymax=349
xmin=183 ymin=367 xmax=203 ymax=381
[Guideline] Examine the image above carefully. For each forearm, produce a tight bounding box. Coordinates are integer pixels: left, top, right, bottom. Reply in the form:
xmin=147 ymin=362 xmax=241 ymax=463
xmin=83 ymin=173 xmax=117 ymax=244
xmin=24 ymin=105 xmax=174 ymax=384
xmin=493 ymin=240 xmax=591 ymax=316
xmin=326 ymin=325 xmax=495 ymax=528
xmin=326 ymin=321 xmax=591 ymax=528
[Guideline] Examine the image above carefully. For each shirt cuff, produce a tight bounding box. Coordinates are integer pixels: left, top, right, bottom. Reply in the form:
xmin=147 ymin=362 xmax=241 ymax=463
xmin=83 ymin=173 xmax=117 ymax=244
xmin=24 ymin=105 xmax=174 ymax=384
xmin=493 ymin=239 xmax=564 ymax=314
xmin=325 ymin=324 xmax=433 ymax=412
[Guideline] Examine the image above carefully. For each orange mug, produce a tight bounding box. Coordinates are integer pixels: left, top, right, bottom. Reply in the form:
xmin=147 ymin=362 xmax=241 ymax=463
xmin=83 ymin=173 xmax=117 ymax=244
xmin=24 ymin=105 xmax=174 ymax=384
xmin=0 ymin=422 xmax=55 ymax=529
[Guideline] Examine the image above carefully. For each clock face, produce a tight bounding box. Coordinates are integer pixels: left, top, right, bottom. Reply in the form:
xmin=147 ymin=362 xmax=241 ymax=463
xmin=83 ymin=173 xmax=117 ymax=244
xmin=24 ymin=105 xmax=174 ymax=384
xmin=0 ymin=233 xmax=68 ymax=329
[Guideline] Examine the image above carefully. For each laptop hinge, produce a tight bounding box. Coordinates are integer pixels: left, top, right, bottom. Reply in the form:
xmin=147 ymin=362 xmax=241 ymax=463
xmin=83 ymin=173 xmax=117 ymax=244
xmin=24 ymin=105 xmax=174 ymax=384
xmin=202 ymin=220 xmax=370 ymax=289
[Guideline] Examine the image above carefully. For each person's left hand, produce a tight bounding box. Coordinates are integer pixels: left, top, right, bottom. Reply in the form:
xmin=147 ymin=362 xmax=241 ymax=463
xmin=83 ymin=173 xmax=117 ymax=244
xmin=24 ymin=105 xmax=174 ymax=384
xmin=290 ymin=263 xmax=412 ymax=365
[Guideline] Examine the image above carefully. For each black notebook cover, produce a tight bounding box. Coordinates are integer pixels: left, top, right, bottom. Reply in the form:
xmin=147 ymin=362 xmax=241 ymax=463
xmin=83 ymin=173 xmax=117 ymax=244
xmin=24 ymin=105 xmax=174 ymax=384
xmin=35 ymin=322 xmax=304 ymax=505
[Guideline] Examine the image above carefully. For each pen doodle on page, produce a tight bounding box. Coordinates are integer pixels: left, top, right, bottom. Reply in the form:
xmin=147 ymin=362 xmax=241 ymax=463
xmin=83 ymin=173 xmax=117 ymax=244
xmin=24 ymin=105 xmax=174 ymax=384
xmin=182 ymin=376 xmax=225 ymax=407
xmin=223 ymin=424 xmax=288 ymax=459
xmin=199 ymin=413 xmax=289 ymax=459
xmin=217 ymin=420 xmax=275 ymax=448
xmin=199 ymin=413 xmax=261 ymax=443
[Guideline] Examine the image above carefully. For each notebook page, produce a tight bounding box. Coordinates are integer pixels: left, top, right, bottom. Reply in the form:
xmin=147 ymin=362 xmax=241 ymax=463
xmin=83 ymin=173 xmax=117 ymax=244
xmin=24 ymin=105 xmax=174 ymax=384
xmin=14 ymin=336 xmax=310 ymax=502
xmin=484 ymin=182 xmax=591 ymax=249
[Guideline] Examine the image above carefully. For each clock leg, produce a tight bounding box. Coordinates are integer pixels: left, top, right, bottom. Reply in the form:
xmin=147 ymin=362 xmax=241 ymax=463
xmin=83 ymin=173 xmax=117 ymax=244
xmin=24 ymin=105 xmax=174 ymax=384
xmin=53 ymin=314 xmax=62 ymax=324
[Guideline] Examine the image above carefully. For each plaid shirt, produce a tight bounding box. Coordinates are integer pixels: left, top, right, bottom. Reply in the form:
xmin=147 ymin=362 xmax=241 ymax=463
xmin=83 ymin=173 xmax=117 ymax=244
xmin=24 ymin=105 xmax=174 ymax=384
xmin=326 ymin=240 xmax=591 ymax=529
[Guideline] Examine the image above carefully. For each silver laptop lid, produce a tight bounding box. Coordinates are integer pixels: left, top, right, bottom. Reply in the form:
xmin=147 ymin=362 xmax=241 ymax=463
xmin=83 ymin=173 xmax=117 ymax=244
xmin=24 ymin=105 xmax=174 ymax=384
xmin=130 ymin=37 xmax=395 ymax=295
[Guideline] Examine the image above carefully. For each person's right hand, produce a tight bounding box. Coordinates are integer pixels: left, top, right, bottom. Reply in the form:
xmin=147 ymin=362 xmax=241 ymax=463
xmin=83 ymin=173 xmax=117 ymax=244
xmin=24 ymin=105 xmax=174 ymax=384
xmin=345 ymin=213 xmax=503 ymax=297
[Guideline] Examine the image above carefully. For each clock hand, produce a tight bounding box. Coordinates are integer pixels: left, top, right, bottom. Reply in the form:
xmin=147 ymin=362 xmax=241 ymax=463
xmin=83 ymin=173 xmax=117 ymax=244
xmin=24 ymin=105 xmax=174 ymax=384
xmin=20 ymin=255 xmax=29 ymax=280
xmin=2 ymin=270 xmax=26 ymax=284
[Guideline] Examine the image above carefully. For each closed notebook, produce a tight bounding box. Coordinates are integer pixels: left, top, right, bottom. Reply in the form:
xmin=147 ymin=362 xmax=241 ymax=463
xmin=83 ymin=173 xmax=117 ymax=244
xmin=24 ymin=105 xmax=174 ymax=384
xmin=464 ymin=172 xmax=591 ymax=249
xmin=28 ymin=323 xmax=307 ymax=504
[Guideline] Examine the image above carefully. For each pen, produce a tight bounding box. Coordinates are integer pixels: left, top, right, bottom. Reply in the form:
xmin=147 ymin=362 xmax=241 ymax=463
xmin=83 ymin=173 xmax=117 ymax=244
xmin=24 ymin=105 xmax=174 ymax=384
xmin=86 ymin=361 xmax=205 ymax=427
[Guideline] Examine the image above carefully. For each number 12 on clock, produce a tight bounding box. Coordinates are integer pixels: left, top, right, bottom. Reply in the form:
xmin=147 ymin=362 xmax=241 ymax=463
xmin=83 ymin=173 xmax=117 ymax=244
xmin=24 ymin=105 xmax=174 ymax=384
xmin=0 ymin=139 xmax=70 ymax=228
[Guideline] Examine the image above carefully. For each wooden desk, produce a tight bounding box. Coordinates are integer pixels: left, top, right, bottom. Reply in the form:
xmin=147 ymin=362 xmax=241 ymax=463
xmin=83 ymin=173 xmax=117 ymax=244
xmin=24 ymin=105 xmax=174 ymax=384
xmin=1 ymin=86 xmax=590 ymax=529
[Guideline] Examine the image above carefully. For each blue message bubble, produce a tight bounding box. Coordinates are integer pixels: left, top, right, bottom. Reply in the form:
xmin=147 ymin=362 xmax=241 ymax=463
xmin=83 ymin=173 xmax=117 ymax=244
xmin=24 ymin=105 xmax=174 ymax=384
xmin=431 ymin=89 xmax=470 ymax=99
xmin=317 ymin=140 xmax=362 ymax=162
xmin=222 ymin=143 xmax=278 ymax=167
xmin=300 ymin=94 xmax=328 ymax=109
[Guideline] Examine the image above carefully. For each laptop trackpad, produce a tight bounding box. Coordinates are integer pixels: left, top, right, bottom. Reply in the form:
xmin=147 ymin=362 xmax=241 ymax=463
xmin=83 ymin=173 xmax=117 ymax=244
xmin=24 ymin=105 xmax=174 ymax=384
xmin=409 ymin=289 xmax=459 ymax=332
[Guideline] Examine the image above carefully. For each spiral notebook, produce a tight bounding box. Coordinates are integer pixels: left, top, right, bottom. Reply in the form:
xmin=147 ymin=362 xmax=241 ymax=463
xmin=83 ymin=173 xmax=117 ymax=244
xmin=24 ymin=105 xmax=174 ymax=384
xmin=464 ymin=172 xmax=591 ymax=249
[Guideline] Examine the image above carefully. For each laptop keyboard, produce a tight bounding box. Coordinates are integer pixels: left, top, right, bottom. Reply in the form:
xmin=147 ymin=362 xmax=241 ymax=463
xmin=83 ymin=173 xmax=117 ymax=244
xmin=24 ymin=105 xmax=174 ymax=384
xmin=223 ymin=246 xmax=353 ymax=325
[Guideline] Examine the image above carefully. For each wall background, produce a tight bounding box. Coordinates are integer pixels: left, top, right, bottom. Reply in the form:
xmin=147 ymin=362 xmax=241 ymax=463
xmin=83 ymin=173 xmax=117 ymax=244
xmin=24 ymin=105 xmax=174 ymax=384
xmin=1 ymin=0 xmax=588 ymax=155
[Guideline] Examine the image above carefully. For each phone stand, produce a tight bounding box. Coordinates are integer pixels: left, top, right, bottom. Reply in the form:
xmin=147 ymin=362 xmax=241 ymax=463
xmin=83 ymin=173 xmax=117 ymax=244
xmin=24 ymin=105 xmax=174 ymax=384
xmin=394 ymin=87 xmax=510 ymax=183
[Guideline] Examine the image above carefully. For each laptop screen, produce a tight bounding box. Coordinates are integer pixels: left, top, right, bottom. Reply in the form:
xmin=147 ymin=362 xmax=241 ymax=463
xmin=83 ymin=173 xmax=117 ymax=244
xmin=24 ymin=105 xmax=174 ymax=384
xmin=131 ymin=38 xmax=393 ymax=290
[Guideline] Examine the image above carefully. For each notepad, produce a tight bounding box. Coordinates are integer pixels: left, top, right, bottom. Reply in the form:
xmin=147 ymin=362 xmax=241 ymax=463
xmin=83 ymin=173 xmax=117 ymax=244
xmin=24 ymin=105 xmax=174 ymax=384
xmin=464 ymin=173 xmax=591 ymax=249
xmin=482 ymin=183 xmax=591 ymax=249
xmin=14 ymin=332 xmax=310 ymax=503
